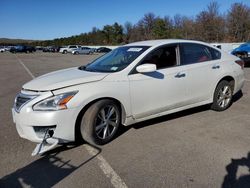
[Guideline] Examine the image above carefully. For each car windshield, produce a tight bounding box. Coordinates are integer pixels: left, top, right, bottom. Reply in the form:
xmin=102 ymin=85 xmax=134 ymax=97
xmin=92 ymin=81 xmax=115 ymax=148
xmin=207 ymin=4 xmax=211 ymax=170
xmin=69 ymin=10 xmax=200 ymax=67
xmin=81 ymin=46 xmax=150 ymax=72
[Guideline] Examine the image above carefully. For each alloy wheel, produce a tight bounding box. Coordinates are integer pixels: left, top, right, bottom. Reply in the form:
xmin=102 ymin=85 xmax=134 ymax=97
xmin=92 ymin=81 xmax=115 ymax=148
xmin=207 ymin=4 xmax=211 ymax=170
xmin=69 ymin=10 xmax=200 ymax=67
xmin=216 ymin=85 xmax=232 ymax=108
xmin=94 ymin=105 xmax=119 ymax=140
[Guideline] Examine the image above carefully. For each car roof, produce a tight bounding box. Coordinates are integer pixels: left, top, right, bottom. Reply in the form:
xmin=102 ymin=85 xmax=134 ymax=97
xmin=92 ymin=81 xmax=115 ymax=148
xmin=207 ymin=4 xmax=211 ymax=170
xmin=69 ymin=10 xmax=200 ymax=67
xmin=124 ymin=39 xmax=210 ymax=47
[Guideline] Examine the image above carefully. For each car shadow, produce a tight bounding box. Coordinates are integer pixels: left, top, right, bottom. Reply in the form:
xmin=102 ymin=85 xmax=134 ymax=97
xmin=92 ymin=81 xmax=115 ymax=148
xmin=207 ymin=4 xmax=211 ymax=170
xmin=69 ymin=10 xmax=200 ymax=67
xmin=114 ymin=104 xmax=212 ymax=140
xmin=144 ymin=71 xmax=164 ymax=79
xmin=0 ymin=144 xmax=101 ymax=188
xmin=233 ymin=90 xmax=243 ymax=103
xmin=221 ymin=152 xmax=250 ymax=188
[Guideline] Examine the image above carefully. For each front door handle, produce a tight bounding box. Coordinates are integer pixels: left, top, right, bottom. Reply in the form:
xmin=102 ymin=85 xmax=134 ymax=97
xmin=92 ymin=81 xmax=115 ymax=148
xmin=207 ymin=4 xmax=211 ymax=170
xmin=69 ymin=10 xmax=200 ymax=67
xmin=175 ymin=72 xmax=186 ymax=78
xmin=212 ymin=64 xmax=220 ymax=69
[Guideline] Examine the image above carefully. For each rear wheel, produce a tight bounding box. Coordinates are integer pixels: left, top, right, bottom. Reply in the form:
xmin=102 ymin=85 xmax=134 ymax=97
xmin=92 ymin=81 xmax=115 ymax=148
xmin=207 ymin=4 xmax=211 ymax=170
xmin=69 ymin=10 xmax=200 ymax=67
xmin=63 ymin=50 xmax=67 ymax=54
xmin=80 ymin=99 xmax=121 ymax=145
xmin=211 ymin=80 xmax=233 ymax=111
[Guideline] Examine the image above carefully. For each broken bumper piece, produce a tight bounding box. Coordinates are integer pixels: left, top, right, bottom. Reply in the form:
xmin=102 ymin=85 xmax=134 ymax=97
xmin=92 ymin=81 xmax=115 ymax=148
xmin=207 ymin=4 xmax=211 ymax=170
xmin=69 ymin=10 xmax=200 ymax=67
xmin=32 ymin=137 xmax=59 ymax=156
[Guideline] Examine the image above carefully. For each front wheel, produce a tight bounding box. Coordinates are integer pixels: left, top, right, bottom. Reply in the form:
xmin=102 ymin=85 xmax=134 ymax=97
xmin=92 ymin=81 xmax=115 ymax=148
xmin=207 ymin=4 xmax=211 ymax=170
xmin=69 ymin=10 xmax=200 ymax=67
xmin=211 ymin=80 xmax=233 ymax=111
xmin=80 ymin=99 xmax=121 ymax=145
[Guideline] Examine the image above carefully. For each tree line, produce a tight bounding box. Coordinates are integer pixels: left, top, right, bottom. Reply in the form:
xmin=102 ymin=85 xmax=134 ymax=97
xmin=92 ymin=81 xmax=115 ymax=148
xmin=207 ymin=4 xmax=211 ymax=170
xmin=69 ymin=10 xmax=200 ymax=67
xmin=5 ymin=2 xmax=250 ymax=46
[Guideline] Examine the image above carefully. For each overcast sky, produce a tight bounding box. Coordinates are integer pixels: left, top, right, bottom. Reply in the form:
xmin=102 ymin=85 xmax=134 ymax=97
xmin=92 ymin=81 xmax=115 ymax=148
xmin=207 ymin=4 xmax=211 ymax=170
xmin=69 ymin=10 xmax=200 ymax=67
xmin=0 ymin=0 xmax=249 ymax=40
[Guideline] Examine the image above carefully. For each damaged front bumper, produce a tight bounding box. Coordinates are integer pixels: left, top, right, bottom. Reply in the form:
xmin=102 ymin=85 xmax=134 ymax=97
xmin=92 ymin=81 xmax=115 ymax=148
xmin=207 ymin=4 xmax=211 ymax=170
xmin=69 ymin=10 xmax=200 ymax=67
xmin=31 ymin=129 xmax=59 ymax=156
xmin=12 ymin=105 xmax=78 ymax=156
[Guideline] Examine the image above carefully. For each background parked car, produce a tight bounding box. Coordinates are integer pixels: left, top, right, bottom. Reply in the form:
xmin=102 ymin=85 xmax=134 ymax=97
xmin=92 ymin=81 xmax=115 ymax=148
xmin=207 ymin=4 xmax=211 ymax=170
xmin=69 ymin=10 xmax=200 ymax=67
xmin=72 ymin=47 xmax=94 ymax=55
xmin=0 ymin=47 xmax=6 ymax=52
xmin=232 ymin=42 xmax=250 ymax=57
xmin=35 ymin=46 xmax=44 ymax=51
xmin=43 ymin=46 xmax=60 ymax=52
xmin=96 ymin=47 xmax=112 ymax=53
xmin=10 ymin=45 xmax=36 ymax=53
xmin=231 ymin=42 xmax=250 ymax=66
xmin=59 ymin=45 xmax=81 ymax=54
xmin=42 ymin=46 xmax=50 ymax=52
xmin=26 ymin=46 xmax=36 ymax=53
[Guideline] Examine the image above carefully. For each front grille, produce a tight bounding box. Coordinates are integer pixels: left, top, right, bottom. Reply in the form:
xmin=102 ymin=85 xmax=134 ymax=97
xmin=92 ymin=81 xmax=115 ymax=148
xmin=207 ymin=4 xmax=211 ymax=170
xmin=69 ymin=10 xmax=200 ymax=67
xmin=14 ymin=93 xmax=38 ymax=112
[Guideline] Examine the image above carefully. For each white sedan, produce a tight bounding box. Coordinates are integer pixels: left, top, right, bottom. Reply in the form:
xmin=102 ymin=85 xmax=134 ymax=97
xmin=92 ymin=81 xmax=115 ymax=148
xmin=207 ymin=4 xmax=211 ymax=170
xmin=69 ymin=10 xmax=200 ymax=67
xmin=0 ymin=47 xmax=6 ymax=52
xmin=72 ymin=47 xmax=93 ymax=55
xmin=12 ymin=39 xmax=245 ymax=155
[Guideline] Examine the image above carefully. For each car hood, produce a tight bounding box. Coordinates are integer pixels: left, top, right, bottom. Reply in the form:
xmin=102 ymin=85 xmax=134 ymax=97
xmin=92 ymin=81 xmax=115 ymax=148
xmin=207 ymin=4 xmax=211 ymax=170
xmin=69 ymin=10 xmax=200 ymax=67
xmin=233 ymin=46 xmax=250 ymax=52
xmin=23 ymin=67 xmax=109 ymax=91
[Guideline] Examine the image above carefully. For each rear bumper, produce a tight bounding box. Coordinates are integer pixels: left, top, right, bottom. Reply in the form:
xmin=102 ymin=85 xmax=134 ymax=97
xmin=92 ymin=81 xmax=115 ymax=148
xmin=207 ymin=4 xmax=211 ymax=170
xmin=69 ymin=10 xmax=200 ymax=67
xmin=234 ymin=71 xmax=245 ymax=94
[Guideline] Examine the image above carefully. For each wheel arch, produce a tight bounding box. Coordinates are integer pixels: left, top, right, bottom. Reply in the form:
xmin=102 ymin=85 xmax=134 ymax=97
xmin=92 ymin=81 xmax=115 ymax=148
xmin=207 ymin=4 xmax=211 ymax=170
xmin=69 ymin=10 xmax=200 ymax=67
xmin=214 ymin=75 xmax=235 ymax=95
xmin=74 ymin=97 xmax=127 ymax=141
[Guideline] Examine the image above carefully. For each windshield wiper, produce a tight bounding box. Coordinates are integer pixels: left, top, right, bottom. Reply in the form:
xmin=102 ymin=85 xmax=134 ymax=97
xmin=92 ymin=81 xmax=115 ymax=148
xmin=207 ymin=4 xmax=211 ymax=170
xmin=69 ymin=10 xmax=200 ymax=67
xmin=85 ymin=67 xmax=99 ymax=72
xmin=79 ymin=65 xmax=113 ymax=73
xmin=79 ymin=65 xmax=99 ymax=72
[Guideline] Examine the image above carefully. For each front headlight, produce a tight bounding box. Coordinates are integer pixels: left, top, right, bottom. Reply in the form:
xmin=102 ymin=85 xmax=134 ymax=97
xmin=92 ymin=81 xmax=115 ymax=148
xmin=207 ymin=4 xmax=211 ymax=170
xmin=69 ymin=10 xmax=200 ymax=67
xmin=33 ymin=91 xmax=78 ymax=111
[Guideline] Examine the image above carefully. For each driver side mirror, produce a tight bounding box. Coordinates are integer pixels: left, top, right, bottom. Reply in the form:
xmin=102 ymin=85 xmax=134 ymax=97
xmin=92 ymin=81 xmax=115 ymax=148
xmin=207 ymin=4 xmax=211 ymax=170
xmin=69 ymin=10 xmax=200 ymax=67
xmin=136 ymin=64 xmax=157 ymax=73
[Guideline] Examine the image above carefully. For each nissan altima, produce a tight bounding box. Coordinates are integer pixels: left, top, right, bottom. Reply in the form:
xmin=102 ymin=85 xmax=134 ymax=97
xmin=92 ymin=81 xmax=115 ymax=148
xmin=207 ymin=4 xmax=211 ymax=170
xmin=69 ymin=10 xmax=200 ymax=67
xmin=12 ymin=39 xmax=245 ymax=155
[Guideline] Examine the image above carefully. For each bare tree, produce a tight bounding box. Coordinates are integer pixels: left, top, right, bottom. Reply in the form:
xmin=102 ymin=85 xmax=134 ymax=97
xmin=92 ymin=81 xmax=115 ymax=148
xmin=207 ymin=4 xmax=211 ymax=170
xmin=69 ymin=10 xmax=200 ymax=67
xmin=195 ymin=1 xmax=226 ymax=42
xmin=123 ymin=22 xmax=133 ymax=43
xmin=227 ymin=3 xmax=250 ymax=42
xmin=140 ymin=13 xmax=157 ymax=40
xmin=173 ymin=15 xmax=195 ymax=39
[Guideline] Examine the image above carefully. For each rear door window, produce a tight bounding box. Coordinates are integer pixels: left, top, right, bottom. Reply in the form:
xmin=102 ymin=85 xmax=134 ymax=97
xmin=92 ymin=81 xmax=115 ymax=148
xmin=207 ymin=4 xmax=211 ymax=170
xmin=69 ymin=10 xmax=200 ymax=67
xmin=180 ymin=43 xmax=221 ymax=65
xmin=209 ymin=47 xmax=221 ymax=60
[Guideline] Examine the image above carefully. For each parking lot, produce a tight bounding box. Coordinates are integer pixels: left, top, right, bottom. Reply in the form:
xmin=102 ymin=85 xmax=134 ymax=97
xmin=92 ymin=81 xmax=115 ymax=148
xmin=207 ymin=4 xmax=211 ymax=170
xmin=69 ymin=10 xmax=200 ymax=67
xmin=0 ymin=52 xmax=250 ymax=187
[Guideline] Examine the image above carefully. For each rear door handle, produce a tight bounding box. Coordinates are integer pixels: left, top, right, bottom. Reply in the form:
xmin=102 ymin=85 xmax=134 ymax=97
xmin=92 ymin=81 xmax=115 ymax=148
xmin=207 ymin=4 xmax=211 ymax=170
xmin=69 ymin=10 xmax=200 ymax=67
xmin=212 ymin=64 xmax=220 ymax=69
xmin=175 ymin=72 xmax=186 ymax=78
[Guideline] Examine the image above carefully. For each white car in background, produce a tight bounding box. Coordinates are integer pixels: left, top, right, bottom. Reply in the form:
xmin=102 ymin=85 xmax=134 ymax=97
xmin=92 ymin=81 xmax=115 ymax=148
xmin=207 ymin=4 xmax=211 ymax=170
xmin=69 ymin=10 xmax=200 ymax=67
xmin=72 ymin=46 xmax=94 ymax=55
xmin=12 ymin=39 xmax=245 ymax=155
xmin=59 ymin=45 xmax=81 ymax=54
xmin=0 ymin=47 xmax=6 ymax=52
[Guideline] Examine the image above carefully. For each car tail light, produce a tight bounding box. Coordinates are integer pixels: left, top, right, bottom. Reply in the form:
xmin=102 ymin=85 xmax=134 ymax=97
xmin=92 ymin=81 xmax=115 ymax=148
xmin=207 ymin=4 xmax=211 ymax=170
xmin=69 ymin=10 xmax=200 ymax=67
xmin=235 ymin=60 xmax=245 ymax=69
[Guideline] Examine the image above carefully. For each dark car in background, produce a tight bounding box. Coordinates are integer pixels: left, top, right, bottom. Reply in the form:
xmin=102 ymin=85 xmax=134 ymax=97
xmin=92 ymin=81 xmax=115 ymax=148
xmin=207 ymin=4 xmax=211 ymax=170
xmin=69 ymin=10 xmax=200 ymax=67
xmin=232 ymin=42 xmax=250 ymax=66
xmin=96 ymin=47 xmax=112 ymax=53
xmin=35 ymin=46 xmax=44 ymax=51
xmin=10 ymin=45 xmax=36 ymax=53
xmin=43 ymin=46 xmax=60 ymax=52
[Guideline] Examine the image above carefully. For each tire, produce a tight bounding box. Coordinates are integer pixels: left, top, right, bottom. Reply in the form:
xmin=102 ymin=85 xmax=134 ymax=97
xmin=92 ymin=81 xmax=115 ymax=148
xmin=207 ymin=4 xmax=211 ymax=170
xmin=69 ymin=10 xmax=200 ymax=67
xmin=80 ymin=99 xmax=121 ymax=145
xmin=211 ymin=80 xmax=233 ymax=111
xmin=63 ymin=50 xmax=67 ymax=54
xmin=75 ymin=51 xmax=79 ymax=55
